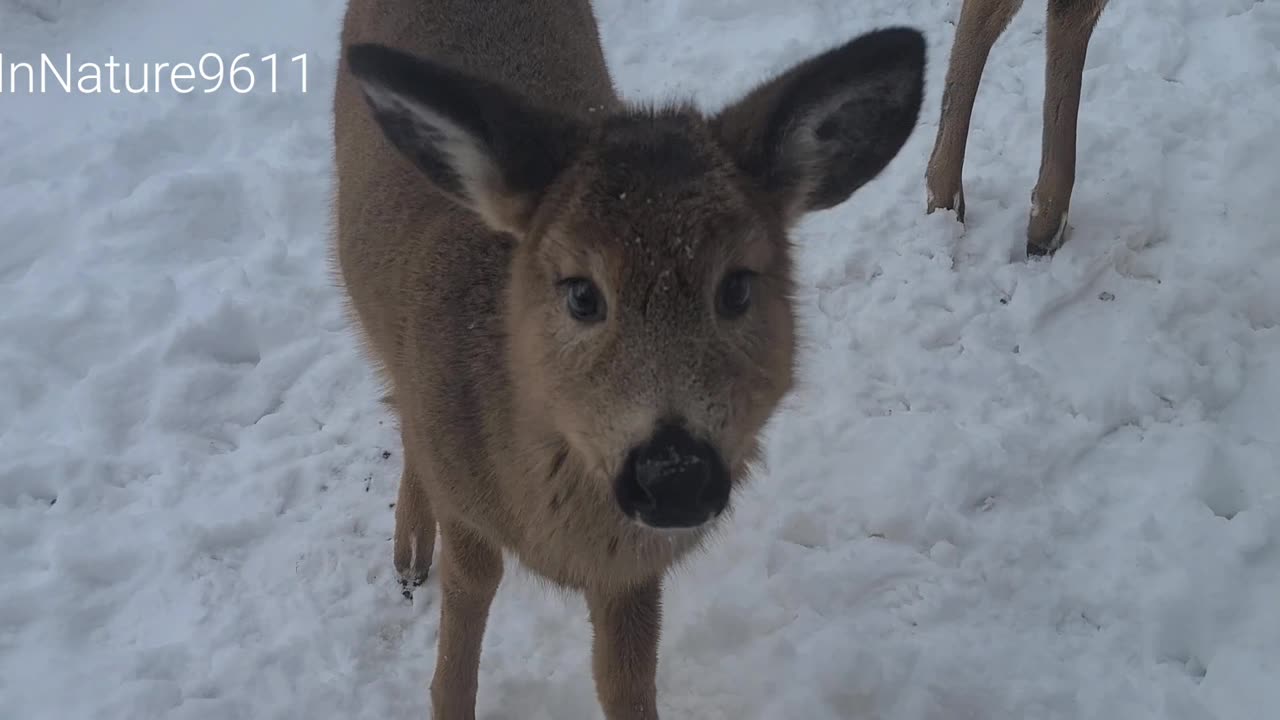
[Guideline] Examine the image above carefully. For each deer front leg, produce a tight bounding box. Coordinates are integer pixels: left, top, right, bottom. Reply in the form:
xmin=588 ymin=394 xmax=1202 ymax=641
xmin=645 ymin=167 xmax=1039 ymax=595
xmin=430 ymin=521 xmax=503 ymax=720
xmin=926 ymin=0 xmax=1025 ymax=221
xmin=393 ymin=458 xmax=436 ymax=595
xmin=1026 ymin=0 xmax=1107 ymax=255
xmin=586 ymin=578 xmax=663 ymax=720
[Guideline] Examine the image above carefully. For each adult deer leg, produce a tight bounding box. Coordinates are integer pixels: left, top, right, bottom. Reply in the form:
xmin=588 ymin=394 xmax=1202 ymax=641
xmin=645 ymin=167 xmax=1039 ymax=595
xmin=1026 ymin=0 xmax=1107 ymax=255
xmin=926 ymin=0 xmax=1025 ymax=222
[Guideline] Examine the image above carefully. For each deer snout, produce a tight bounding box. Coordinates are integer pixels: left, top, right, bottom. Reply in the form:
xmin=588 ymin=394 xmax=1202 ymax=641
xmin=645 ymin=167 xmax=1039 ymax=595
xmin=614 ymin=421 xmax=730 ymax=530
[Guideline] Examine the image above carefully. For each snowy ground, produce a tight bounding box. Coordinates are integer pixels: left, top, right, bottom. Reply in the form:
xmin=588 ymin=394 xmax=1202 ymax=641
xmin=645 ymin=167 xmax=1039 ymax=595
xmin=2 ymin=0 xmax=1278 ymax=718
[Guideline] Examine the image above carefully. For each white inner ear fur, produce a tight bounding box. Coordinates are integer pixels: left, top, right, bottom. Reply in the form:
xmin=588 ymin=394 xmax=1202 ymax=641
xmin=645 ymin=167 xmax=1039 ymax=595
xmin=773 ymin=86 xmax=862 ymax=221
xmin=778 ymin=72 xmax=905 ymax=218
xmin=360 ymin=82 xmax=528 ymax=236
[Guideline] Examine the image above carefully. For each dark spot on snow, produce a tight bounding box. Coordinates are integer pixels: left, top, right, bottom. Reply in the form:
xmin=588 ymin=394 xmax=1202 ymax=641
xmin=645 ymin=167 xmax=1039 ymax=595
xmin=49 ymin=496 xmax=57 ymax=506
xmin=1098 ymin=291 xmax=1115 ymax=302
xmin=364 ymin=474 xmax=373 ymax=492
xmin=14 ymin=1 xmax=57 ymax=23
xmin=1178 ymin=655 xmax=1207 ymax=680
xmin=382 ymin=450 xmax=392 ymax=460
xmin=389 ymin=502 xmax=396 ymax=509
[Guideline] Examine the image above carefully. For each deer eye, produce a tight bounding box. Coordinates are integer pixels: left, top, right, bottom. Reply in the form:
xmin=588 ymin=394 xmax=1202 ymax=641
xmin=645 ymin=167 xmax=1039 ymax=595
xmin=717 ymin=270 xmax=755 ymax=318
xmin=561 ymin=277 xmax=606 ymax=322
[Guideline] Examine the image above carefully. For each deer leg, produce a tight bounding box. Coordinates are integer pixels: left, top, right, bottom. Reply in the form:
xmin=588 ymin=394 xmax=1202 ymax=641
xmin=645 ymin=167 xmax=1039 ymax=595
xmin=926 ymin=0 xmax=1025 ymax=221
xmin=586 ymin=578 xmax=663 ymax=720
xmin=430 ymin=521 xmax=503 ymax=720
xmin=393 ymin=457 xmax=436 ymax=594
xmin=1026 ymin=0 xmax=1107 ymax=255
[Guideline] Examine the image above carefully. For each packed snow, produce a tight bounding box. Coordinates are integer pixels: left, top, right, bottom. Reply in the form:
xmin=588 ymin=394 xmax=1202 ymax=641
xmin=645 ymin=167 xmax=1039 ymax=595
xmin=2 ymin=0 xmax=1277 ymax=718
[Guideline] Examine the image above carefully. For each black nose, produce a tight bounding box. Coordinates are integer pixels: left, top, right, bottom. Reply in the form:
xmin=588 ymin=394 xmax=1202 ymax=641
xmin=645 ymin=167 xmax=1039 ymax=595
xmin=614 ymin=422 xmax=730 ymax=529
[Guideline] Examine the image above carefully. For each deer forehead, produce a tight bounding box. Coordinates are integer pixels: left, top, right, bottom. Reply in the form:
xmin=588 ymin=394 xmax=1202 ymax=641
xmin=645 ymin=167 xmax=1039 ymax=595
xmin=539 ymin=205 xmax=775 ymax=293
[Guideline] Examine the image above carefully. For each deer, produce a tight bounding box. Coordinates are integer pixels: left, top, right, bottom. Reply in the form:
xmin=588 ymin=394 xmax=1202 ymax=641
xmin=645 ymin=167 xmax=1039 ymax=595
xmin=925 ymin=0 xmax=1110 ymax=256
xmin=331 ymin=1 xmax=925 ymax=717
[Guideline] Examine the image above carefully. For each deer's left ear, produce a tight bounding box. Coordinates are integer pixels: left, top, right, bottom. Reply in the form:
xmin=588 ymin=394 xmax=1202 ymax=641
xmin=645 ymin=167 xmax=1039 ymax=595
xmin=710 ymin=27 xmax=926 ymax=224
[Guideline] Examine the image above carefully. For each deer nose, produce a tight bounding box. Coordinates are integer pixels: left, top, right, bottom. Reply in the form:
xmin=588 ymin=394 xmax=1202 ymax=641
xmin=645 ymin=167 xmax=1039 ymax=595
xmin=615 ymin=421 xmax=730 ymax=529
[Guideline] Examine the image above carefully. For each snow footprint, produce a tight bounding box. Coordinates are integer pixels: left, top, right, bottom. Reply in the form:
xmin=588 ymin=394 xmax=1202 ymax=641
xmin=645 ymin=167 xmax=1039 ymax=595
xmin=77 ymin=107 xmax=223 ymax=208
xmin=1192 ymin=443 xmax=1250 ymax=521
xmin=165 ymin=299 xmax=262 ymax=368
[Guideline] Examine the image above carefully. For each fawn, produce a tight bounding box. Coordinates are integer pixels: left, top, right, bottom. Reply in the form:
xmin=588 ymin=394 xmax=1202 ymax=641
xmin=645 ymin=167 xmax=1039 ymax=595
xmin=331 ymin=1 xmax=925 ymax=716
xmin=926 ymin=0 xmax=1110 ymax=255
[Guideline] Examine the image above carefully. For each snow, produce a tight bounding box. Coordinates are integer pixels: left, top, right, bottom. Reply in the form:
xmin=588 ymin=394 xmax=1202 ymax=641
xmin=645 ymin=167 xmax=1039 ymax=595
xmin=1 ymin=0 xmax=1277 ymax=718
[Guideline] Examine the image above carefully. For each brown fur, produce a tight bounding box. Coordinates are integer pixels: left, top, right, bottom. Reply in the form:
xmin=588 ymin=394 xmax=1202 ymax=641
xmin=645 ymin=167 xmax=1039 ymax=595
xmin=925 ymin=0 xmax=1110 ymax=255
xmin=331 ymin=1 xmax=926 ymax=717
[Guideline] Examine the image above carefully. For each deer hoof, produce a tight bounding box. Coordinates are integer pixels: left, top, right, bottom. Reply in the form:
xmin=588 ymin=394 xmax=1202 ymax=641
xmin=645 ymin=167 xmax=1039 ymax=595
xmin=1027 ymin=210 xmax=1069 ymax=257
xmin=926 ymin=185 xmax=966 ymax=223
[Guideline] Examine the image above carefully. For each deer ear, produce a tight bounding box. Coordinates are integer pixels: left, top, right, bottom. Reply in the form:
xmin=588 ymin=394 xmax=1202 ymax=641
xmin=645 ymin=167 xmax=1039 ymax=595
xmin=710 ymin=27 xmax=926 ymax=224
xmin=345 ymin=43 xmax=585 ymax=237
